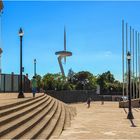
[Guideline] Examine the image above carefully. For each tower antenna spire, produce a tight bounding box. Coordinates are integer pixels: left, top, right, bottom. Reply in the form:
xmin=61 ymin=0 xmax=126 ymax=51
xmin=55 ymin=26 xmax=72 ymax=77
xmin=64 ymin=26 xmax=66 ymax=51
xmin=64 ymin=26 xmax=66 ymax=63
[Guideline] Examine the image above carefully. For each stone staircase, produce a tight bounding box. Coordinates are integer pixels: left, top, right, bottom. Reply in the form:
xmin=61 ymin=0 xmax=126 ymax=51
xmin=0 ymin=94 xmax=76 ymax=139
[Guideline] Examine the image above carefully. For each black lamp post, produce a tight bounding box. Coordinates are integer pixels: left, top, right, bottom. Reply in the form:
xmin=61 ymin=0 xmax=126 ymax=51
xmin=34 ymin=59 xmax=36 ymax=77
xmin=18 ymin=28 xmax=24 ymax=98
xmin=127 ymin=51 xmax=134 ymax=119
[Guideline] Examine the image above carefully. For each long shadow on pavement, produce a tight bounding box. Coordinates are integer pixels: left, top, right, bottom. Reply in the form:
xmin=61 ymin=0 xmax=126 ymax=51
xmin=123 ymin=108 xmax=137 ymax=127
xmin=129 ymin=119 xmax=137 ymax=127
xmin=133 ymin=108 xmax=139 ymax=112
xmin=123 ymin=108 xmax=127 ymax=114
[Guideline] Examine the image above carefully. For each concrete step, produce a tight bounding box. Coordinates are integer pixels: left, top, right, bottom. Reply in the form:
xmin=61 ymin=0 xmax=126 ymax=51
xmin=0 ymin=94 xmax=46 ymax=117
xmin=0 ymin=93 xmax=44 ymax=110
xmin=34 ymin=101 xmax=62 ymax=139
xmin=20 ymin=99 xmax=59 ymax=139
xmin=0 ymin=95 xmax=50 ymax=127
xmin=72 ymin=106 xmax=77 ymax=116
xmin=50 ymin=103 xmax=66 ymax=139
xmin=67 ymin=107 xmax=72 ymax=121
xmin=64 ymin=107 xmax=71 ymax=129
xmin=68 ymin=106 xmax=76 ymax=119
xmin=0 ymin=97 xmax=54 ymax=139
xmin=69 ymin=107 xmax=76 ymax=118
xmin=0 ymin=94 xmax=77 ymax=139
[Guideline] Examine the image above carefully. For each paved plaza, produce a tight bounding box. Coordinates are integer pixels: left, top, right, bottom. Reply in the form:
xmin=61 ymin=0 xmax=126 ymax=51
xmin=59 ymin=101 xmax=140 ymax=139
xmin=1 ymin=94 xmax=140 ymax=139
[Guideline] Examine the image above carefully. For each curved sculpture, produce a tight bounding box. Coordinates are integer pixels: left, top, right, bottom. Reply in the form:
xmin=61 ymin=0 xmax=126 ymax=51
xmin=55 ymin=51 xmax=72 ymax=57
xmin=55 ymin=27 xmax=72 ymax=76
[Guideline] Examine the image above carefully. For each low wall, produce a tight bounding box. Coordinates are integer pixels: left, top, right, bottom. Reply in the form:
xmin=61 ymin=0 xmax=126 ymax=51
xmin=0 ymin=73 xmax=31 ymax=93
xmin=46 ymin=90 xmax=120 ymax=103
xmin=119 ymin=98 xmax=140 ymax=108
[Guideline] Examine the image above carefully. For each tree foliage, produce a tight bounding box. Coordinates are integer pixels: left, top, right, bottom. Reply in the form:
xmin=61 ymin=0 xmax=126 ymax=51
xmin=35 ymin=75 xmax=42 ymax=92
xmin=97 ymin=71 xmax=122 ymax=92
xmin=33 ymin=70 xmax=122 ymax=93
xmin=71 ymin=71 xmax=97 ymax=90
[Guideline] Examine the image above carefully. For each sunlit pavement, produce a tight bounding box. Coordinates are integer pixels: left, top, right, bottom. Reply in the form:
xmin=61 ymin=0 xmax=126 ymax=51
xmin=1 ymin=94 xmax=140 ymax=139
xmin=59 ymin=101 xmax=140 ymax=140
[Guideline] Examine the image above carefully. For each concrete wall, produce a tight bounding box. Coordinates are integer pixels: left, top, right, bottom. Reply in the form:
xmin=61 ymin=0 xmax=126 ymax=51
xmin=46 ymin=90 xmax=120 ymax=103
xmin=0 ymin=73 xmax=31 ymax=93
xmin=119 ymin=98 xmax=140 ymax=108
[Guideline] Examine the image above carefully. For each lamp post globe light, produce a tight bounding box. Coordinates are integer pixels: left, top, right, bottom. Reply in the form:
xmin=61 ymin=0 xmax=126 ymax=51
xmin=18 ymin=28 xmax=25 ymax=98
xmin=127 ymin=51 xmax=134 ymax=119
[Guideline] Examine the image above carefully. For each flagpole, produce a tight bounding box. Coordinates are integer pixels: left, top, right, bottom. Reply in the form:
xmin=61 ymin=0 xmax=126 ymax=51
xmin=122 ymin=20 xmax=125 ymax=98
xmin=126 ymin=23 xmax=128 ymax=97
xmin=136 ymin=31 xmax=138 ymax=99
xmin=133 ymin=29 xmax=135 ymax=99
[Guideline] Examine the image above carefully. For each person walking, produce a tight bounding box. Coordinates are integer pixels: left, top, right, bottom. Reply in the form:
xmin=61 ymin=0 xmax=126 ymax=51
xmin=31 ymin=76 xmax=37 ymax=97
xmin=101 ymin=95 xmax=104 ymax=105
xmin=87 ymin=97 xmax=91 ymax=108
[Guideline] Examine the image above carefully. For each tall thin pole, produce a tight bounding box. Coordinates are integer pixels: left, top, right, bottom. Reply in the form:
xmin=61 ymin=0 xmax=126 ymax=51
xmin=20 ymin=35 xmax=22 ymax=92
xmin=34 ymin=59 xmax=36 ymax=76
xmin=64 ymin=26 xmax=66 ymax=63
xmin=64 ymin=26 xmax=66 ymax=51
xmin=18 ymin=28 xmax=24 ymax=98
xmin=0 ymin=13 xmax=3 ymax=92
xmin=126 ymin=23 xmax=128 ymax=97
xmin=135 ymin=31 xmax=138 ymax=98
xmin=122 ymin=20 xmax=125 ymax=98
xmin=138 ymin=33 xmax=140 ymax=98
xmin=127 ymin=52 xmax=134 ymax=119
xmin=133 ymin=29 xmax=135 ymax=99
xmin=20 ymin=36 xmax=22 ymax=95
xmin=0 ymin=54 xmax=1 ymax=91
xmin=130 ymin=26 xmax=132 ymax=98
xmin=0 ymin=48 xmax=2 ymax=92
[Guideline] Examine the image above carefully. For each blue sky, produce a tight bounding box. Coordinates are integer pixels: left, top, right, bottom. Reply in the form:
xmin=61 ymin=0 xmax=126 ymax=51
xmin=1 ymin=1 xmax=140 ymax=81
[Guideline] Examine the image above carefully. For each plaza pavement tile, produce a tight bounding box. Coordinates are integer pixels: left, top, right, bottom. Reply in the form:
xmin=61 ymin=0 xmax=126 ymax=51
xmin=59 ymin=102 xmax=140 ymax=140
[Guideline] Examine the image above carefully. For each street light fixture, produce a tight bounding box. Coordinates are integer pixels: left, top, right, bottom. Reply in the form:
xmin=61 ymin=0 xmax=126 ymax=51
xmin=127 ymin=51 xmax=134 ymax=119
xmin=18 ymin=28 xmax=24 ymax=98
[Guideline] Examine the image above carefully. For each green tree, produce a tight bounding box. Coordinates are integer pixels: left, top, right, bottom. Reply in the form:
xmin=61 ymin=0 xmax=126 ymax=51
xmin=35 ymin=75 xmax=42 ymax=92
xmin=72 ymin=71 xmax=97 ymax=90
xmin=42 ymin=73 xmax=68 ymax=91
xmin=42 ymin=73 xmax=57 ymax=90
xmin=97 ymin=71 xmax=122 ymax=93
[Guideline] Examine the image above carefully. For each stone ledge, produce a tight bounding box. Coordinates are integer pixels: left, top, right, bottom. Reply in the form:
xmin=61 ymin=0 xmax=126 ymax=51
xmin=119 ymin=98 xmax=140 ymax=108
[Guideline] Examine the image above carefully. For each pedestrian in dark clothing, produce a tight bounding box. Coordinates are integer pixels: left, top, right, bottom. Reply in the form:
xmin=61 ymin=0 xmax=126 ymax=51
xmin=101 ymin=96 xmax=104 ymax=105
xmin=139 ymin=100 xmax=140 ymax=107
xmin=87 ymin=97 xmax=91 ymax=108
